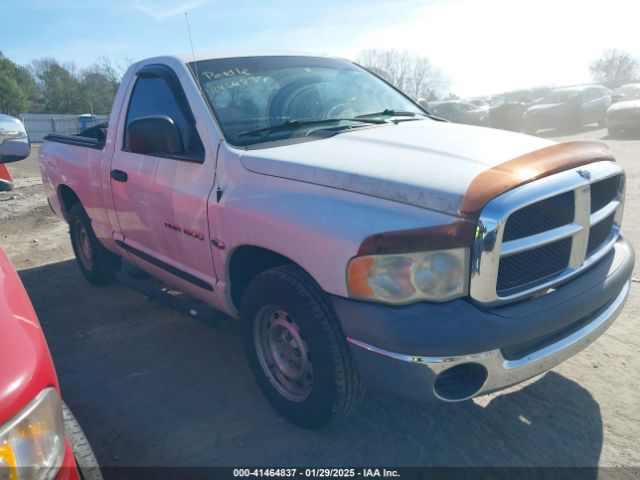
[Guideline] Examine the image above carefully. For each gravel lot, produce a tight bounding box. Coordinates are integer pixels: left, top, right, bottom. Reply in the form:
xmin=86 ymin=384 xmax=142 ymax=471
xmin=1 ymin=126 xmax=638 ymax=472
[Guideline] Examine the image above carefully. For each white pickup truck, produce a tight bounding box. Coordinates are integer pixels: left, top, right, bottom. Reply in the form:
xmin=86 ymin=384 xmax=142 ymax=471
xmin=39 ymin=52 xmax=634 ymax=428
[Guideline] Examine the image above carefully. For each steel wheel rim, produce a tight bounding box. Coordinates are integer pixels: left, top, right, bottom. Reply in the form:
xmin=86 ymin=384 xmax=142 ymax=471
xmin=254 ymin=306 xmax=313 ymax=402
xmin=74 ymin=220 xmax=93 ymax=270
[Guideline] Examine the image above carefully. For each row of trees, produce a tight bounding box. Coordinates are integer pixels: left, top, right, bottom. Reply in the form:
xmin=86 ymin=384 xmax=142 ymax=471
xmin=1 ymin=48 xmax=638 ymax=117
xmin=355 ymin=48 xmax=640 ymax=101
xmin=0 ymin=52 xmax=123 ymax=116
xmin=0 ymin=53 xmax=38 ymax=116
xmin=355 ymin=49 xmax=450 ymax=101
xmin=589 ymin=49 xmax=640 ymax=87
xmin=1 ymin=48 xmax=453 ymax=117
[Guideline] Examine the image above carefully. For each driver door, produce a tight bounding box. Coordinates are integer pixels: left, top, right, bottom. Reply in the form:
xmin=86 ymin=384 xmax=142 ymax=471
xmin=110 ymin=65 xmax=218 ymax=295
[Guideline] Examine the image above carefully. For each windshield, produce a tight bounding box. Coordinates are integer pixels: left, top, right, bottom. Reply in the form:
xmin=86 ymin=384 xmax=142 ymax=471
xmin=191 ymin=56 xmax=426 ymax=147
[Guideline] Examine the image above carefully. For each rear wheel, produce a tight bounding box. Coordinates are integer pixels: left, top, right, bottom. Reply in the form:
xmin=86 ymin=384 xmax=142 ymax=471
xmin=69 ymin=204 xmax=120 ymax=284
xmin=241 ymin=265 xmax=365 ymax=428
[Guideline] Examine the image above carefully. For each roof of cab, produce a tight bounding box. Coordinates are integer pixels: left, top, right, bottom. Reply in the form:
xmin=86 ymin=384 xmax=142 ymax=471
xmin=161 ymin=50 xmax=339 ymax=64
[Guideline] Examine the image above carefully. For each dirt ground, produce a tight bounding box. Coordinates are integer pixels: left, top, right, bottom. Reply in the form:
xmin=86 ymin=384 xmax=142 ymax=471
xmin=1 ymin=127 xmax=638 ymax=471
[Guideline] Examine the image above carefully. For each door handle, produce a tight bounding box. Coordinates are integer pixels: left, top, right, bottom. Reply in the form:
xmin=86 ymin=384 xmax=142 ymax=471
xmin=111 ymin=169 xmax=128 ymax=182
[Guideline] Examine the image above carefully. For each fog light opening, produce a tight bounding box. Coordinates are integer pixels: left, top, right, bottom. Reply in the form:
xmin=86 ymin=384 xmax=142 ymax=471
xmin=433 ymin=363 xmax=488 ymax=402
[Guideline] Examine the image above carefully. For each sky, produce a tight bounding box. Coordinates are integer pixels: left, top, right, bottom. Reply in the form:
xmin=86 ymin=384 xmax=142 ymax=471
xmin=2 ymin=0 xmax=639 ymax=97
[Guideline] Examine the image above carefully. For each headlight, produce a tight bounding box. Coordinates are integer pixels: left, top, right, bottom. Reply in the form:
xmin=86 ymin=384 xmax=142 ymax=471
xmin=0 ymin=388 xmax=65 ymax=480
xmin=347 ymin=248 xmax=469 ymax=304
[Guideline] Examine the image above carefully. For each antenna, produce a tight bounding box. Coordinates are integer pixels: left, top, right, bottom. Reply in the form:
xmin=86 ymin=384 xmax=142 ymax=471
xmin=184 ymin=11 xmax=203 ymax=93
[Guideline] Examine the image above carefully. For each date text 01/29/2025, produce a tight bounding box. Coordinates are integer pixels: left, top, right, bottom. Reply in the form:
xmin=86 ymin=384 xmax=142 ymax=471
xmin=232 ymin=469 xmax=401 ymax=478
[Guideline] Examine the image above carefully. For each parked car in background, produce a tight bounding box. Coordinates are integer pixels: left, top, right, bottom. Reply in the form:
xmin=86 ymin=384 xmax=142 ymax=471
xmin=1 ymin=142 xmax=102 ymax=480
xmin=523 ymin=85 xmax=612 ymax=134
xmin=488 ymin=87 xmax=551 ymax=131
xmin=464 ymin=98 xmax=491 ymax=110
xmin=0 ymin=114 xmax=29 ymax=191
xmin=611 ymin=83 xmax=640 ymax=103
xmin=606 ymin=99 xmax=640 ymax=134
xmin=427 ymin=100 xmax=489 ymax=126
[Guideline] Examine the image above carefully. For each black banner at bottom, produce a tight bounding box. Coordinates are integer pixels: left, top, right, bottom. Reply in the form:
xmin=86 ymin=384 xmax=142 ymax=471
xmin=50 ymin=466 xmax=640 ymax=480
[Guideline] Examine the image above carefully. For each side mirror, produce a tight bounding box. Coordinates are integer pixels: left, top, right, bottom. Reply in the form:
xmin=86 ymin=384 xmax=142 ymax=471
xmin=0 ymin=116 xmax=30 ymax=164
xmin=126 ymin=116 xmax=184 ymax=156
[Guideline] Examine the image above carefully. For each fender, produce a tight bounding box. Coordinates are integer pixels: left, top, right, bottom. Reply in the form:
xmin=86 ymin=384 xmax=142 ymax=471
xmin=209 ymin=151 xmax=462 ymax=298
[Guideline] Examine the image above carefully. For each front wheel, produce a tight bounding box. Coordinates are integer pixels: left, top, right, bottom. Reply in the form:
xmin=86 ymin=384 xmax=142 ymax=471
xmin=69 ymin=203 xmax=120 ymax=285
xmin=62 ymin=403 xmax=103 ymax=480
xmin=241 ymin=265 xmax=365 ymax=428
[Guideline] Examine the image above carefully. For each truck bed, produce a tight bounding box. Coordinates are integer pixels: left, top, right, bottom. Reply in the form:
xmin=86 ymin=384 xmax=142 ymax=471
xmin=44 ymin=133 xmax=104 ymax=150
xmin=44 ymin=122 xmax=108 ymax=150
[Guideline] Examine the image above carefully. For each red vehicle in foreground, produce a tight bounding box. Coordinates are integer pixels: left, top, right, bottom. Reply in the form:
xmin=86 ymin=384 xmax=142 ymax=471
xmin=0 ymin=163 xmax=12 ymax=191
xmin=1 ymin=126 xmax=101 ymax=480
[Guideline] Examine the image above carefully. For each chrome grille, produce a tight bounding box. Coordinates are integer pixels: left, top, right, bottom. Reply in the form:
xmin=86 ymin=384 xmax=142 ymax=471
xmin=502 ymin=191 xmax=574 ymax=242
xmin=587 ymin=213 xmax=615 ymax=255
xmin=497 ymin=237 xmax=572 ymax=294
xmin=590 ymin=176 xmax=621 ymax=213
xmin=470 ymin=161 xmax=624 ymax=304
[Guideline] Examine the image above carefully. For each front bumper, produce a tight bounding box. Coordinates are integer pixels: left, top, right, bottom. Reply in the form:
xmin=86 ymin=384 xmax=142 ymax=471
xmin=333 ymin=237 xmax=633 ymax=402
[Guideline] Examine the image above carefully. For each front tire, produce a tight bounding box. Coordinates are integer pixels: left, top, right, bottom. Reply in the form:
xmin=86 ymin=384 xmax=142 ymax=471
xmin=69 ymin=203 xmax=120 ymax=285
xmin=62 ymin=403 xmax=103 ymax=480
xmin=241 ymin=265 xmax=365 ymax=428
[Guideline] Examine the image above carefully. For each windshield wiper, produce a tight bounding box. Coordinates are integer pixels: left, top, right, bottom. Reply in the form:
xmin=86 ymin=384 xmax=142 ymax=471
xmin=238 ymin=118 xmax=385 ymax=138
xmin=355 ymin=109 xmax=429 ymax=119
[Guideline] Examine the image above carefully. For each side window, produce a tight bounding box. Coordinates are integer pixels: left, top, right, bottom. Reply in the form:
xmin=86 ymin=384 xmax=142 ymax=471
xmin=124 ymin=76 xmax=204 ymax=159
